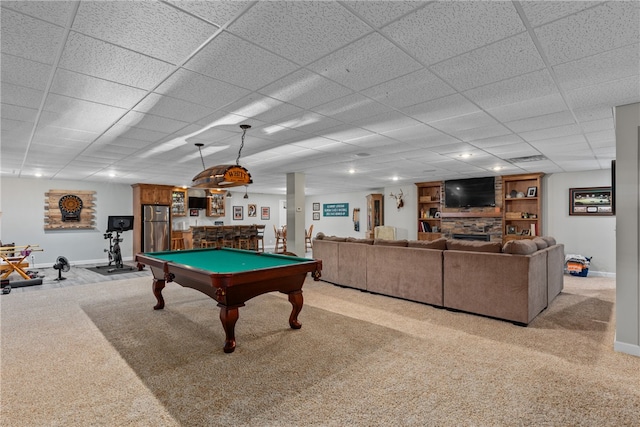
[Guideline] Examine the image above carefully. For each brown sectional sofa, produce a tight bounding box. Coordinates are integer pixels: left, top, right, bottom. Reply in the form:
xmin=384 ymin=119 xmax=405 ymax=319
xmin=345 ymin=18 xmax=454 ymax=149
xmin=312 ymin=235 xmax=564 ymax=325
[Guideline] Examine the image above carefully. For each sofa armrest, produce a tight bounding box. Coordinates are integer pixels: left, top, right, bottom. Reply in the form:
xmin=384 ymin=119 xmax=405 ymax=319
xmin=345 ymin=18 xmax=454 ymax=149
xmin=312 ymin=240 xmax=339 ymax=284
xmin=443 ymin=250 xmax=547 ymax=324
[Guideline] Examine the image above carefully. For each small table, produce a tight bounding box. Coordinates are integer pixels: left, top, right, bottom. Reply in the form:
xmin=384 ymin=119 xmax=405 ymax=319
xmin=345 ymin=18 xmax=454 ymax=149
xmin=135 ymin=248 xmax=322 ymax=353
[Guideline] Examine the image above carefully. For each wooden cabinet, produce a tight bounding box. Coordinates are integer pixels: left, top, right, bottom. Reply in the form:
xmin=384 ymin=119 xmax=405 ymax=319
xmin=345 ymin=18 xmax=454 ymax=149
xmin=502 ymin=173 xmax=543 ymax=243
xmin=132 ymin=183 xmax=174 ymax=256
xmin=137 ymin=184 xmax=172 ymax=205
xmin=365 ymin=193 xmax=384 ymax=239
xmin=206 ymin=190 xmax=225 ymax=217
xmin=415 ymin=181 xmax=444 ymax=241
xmin=171 ymin=188 xmax=188 ymax=217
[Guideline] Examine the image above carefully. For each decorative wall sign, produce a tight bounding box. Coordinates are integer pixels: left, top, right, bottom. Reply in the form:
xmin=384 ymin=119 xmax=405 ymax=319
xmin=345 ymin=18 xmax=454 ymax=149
xmin=45 ymin=190 xmax=96 ymax=230
xmin=323 ymin=203 xmax=349 ymax=217
xmin=569 ymin=187 xmax=613 ymax=216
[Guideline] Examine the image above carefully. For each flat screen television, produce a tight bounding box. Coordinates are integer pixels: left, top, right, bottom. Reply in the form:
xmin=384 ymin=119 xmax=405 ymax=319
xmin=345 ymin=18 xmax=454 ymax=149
xmin=188 ymin=196 xmax=208 ymax=209
xmin=107 ymin=215 xmax=134 ymax=232
xmin=444 ymin=177 xmax=496 ymax=208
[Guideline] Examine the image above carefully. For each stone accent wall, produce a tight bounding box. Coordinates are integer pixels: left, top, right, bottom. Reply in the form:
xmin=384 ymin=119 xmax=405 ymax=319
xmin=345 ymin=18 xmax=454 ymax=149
xmin=440 ymin=177 xmax=504 ymax=242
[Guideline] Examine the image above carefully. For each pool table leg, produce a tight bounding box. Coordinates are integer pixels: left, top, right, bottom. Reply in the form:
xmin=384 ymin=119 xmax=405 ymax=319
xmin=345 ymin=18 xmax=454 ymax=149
xmin=288 ymin=290 xmax=303 ymax=329
xmin=220 ymin=306 xmax=239 ymax=353
xmin=152 ymin=278 xmax=165 ymax=310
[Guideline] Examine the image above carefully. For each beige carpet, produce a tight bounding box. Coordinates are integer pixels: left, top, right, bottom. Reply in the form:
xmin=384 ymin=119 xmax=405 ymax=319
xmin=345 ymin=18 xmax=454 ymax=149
xmin=1 ymin=275 xmax=638 ymax=426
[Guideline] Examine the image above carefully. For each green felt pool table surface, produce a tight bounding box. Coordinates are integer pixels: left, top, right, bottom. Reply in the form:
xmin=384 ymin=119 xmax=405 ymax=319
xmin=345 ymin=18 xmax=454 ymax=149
xmin=143 ymin=247 xmax=307 ymax=274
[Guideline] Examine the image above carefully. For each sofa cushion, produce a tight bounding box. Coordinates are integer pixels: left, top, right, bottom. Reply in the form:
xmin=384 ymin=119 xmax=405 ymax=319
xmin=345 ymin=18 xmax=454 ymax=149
xmin=374 ymin=239 xmax=408 ymax=247
xmin=502 ymin=239 xmax=538 ymax=255
xmin=407 ymin=238 xmax=447 ymax=250
xmin=532 ymin=237 xmax=548 ymax=250
xmin=540 ymin=236 xmax=557 ymax=246
xmin=446 ymin=239 xmax=502 ymax=253
xmin=345 ymin=237 xmax=374 ymax=245
xmin=323 ymin=236 xmax=347 ymax=242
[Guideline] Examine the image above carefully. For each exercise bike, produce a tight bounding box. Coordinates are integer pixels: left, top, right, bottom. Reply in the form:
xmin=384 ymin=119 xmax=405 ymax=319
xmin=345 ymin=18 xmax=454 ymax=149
xmin=97 ymin=217 xmax=134 ymax=273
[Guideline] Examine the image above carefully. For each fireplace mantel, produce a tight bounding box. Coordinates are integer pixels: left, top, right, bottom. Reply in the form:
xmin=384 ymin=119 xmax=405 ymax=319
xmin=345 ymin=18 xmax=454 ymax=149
xmin=441 ymin=212 xmax=502 ymax=218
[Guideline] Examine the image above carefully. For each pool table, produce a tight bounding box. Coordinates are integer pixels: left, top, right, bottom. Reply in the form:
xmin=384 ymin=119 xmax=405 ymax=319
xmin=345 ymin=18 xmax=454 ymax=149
xmin=135 ymin=248 xmax=322 ymax=353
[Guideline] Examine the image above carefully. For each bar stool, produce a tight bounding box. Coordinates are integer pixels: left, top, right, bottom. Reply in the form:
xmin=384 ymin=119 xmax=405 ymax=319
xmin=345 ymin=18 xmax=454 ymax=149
xmin=255 ymin=225 xmax=265 ymax=252
xmin=274 ymin=225 xmax=286 ymax=253
xmin=222 ymin=226 xmax=235 ymax=248
xmin=171 ymin=231 xmax=185 ymax=250
xmin=236 ymin=226 xmax=251 ymax=250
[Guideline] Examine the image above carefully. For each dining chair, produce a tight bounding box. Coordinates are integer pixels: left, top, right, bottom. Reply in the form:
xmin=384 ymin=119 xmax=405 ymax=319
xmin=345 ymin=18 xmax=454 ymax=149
xmin=305 ymin=224 xmax=313 ymax=251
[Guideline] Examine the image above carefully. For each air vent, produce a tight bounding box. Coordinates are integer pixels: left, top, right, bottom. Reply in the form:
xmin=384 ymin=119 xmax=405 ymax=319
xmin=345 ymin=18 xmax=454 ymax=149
xmin=505 ymin=155 xmax=547 ymax=163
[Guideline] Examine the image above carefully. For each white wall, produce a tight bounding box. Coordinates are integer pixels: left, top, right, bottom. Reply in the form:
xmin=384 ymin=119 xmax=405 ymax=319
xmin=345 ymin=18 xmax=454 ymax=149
xmin=2 ymin=172 xmax=618 ymax=275
xmin=1 ymin=177 xmax=134 ymax=266
xmin=543 ymin=170 xmax=616 ymax=275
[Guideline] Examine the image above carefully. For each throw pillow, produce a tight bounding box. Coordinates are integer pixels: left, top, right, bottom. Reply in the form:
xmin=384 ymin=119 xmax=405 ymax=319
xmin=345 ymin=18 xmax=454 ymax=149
xmin=540 ymin=236 xmax=557 ymax=246
xmin=446 ymin=239 xmax=502 ymax=253
xmin=502 ymin=239 xmax=538 ymax=255
xmin=374 ymin=239 xmax=408 ymax=247
xmin=315 ymin=232 xmax=325 ymax=240
xmin=407 ymin=238 xmax=447 ymax=250
xmin=346 ymin=238 xmax=374 ymax=245
xmin=532 ymin=237 xmax=548 ymax=250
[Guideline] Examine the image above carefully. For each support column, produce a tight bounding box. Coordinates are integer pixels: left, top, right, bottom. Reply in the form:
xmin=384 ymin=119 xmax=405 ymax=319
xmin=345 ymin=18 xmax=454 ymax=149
xmin=615 ymin=102 xmax=640 ymax=357
xmin=286 ymin=172 xmax=306 ymax=257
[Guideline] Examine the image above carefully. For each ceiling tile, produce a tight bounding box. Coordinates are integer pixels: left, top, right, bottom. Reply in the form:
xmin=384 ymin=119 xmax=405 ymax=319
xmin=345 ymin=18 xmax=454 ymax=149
xmin=308 ymin=32 xmax=422 ymax=91
xmin=384 ymin=1 xmax=524 ymax=65
xmin=1 ymin=83 xmax=42 ymax=109
xmin=0 ymin=54 xmax=52 ymax=91
xmin=50 ymin=69 xmax=148 ymax=109
xmin=464 ymin=69 xmax=557 ymax=110
xmin=535 ymin=2 xmax=640 ymax=65
xmin=1 ymin=1 xmax=76 ymax=26
xmin=312 ymin=93 xmax=389 ymax=123
xmin=228 ymin=1 xmax=371 ymax=65
xmin=184 ymin=32 xmax=298 ymax=90
xmin=432 ymin=33 xmax=545 ymax=91
xmin=72 ymin=1 xmax=218 ymax=64
xmin=506 ymin=110 xmax=576 ymax=133
xmin=346 ymin=1 xmax=424 ymax=28
xmin=488 ymin=94 xmax=567 ymax=123
xmin=402 ymin=94 xmax=480 ymax=123
xmin=1 ymin=104 xmax=38 ymax=123
xmin=0 ymin=8 xmax=65 ymax=64
xmin=59 ymin=32 xmax=175 ymax=90
xmin=166 ymin=1 xmax=251 ymax=27
xmin=133 ymin=93 xmax=217 ymax=123
xmin=258 ymin=69 xmax=353 ymax=109
xmin=566 ymin=76 xmax=640 ymax=110
xmin=362 ymin=68 xmax=455 ymax=109
xmin=154 ymin=69 xmax=250 ymax=109
xmin=553 ymin=43 xmax=640 ymax=91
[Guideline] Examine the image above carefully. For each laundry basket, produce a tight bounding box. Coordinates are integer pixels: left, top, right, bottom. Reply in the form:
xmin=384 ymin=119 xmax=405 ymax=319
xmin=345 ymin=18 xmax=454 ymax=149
xmin=565 ymin=254 xmax=591 ymax=277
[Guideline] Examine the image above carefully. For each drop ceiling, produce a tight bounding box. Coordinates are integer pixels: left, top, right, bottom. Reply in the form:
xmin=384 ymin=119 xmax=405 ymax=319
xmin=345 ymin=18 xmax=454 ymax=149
xmin=1 ymin=1 xmax=638 ymax=195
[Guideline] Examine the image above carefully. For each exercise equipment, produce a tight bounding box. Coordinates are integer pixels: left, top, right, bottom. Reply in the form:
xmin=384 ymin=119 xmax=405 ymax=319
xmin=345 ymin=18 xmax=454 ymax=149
xmin=53 ymin=256 xmax=70 ymax=281
xmin=97 ymin=216 xmax=134 ymax=273
xmin=0 ymin=244 xmax=43 ymax=280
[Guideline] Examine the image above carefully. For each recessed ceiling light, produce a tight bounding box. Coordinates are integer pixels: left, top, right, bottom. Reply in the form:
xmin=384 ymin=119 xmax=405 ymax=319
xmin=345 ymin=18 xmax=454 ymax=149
xmin=108 ymin=172 xmax=116 ymax=178
xmin=392 ymin=176 xmax=399 ymax=181
xmin=348 ymin=168 xmax=355 ymax=174
xmin=492 ymin=166 xmax=502 ymax=171
xmin=459 ymin=153 xmax=472 ymax=158
xmin=35 ymin=172 xmax=42 ymax=177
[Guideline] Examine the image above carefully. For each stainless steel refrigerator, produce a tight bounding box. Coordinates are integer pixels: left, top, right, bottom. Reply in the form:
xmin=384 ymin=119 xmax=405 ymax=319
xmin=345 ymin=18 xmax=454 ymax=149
xmin=142 ymin=205 xmax=170 ymax=252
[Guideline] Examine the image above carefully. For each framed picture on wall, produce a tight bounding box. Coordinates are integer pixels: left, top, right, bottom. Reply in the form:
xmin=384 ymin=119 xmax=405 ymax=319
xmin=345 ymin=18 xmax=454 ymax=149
xmin=313 ymin=202 xmax=320 ymax=211
xmin=261 ymin=207 xmax=270 ymax=220
xmin=313 ymin=212 xmax=320 ymax=220
xmin=569 ymin=187 xmax=613 ymax=216
xmin=248 ymin=204 xmax=257 ymax=217
xmin=233 ymin=206 xmax=243 ymax=220
xmin=189 ymin=209 xmax=199 ymax=217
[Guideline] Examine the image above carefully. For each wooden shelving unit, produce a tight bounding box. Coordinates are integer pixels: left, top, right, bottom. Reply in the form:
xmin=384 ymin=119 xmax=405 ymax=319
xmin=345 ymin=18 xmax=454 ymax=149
xmin=365 ymin=193 xmax=384 ymax=239
xmin=415 ymin=181 xmax=443 ymax=241
xmin=171 ymin=188 xmax=187 ymax=217
xmin=502 ymin=173 xmax=544 ymax=243
xmin=206 ymin=190 xmax=225 ymax=217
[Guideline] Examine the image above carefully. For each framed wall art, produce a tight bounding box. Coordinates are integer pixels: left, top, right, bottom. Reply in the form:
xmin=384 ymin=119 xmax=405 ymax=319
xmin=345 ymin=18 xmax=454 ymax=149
xmin=313 ymin=202 xmax=320 ymax=211
xmin=261 ymin=207 xmax=270 ymax=220
xmin=313 ymin=212 xmax=320 ymax=221
xmin=233 ymin=206 xmax=243 ymax=220
xmin=248 ymin=204 xmax=257 ymax=217
xmin=569 ymin=187 xmax=613 ymax=216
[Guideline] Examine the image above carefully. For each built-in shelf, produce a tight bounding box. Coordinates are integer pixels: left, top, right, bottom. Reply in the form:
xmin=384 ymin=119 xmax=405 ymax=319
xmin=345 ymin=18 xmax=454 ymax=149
xmin=441 ymin=212 xmax=502 ymax=218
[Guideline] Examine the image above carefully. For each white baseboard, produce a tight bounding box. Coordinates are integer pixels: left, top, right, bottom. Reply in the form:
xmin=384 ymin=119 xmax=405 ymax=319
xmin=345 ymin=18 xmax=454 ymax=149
xmin=614 ymin=340 xmax=640 ymax=357
xmin=588 ymin=270 xmax=616 ymax=278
